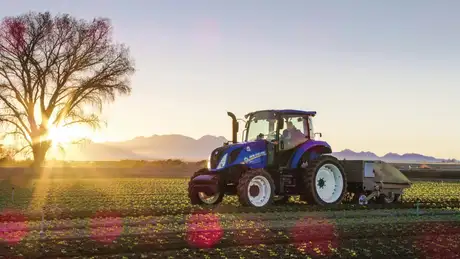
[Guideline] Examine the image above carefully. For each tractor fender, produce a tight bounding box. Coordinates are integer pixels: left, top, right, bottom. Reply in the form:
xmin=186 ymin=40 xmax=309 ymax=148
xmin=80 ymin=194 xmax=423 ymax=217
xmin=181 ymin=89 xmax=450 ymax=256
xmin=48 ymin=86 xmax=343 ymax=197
xmin=288 ymin=140 xmax=332 ymax=168
xmin=210 ymin=164 xmax=250 ymax=185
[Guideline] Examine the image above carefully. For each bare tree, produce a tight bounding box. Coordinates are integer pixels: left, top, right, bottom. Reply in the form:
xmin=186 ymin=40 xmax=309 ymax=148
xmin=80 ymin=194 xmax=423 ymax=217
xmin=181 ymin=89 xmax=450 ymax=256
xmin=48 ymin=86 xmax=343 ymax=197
xmin=0 ymin=12 xmax=135 ymax=167
xmin=0 ymin=143 xmax=15 ymax=163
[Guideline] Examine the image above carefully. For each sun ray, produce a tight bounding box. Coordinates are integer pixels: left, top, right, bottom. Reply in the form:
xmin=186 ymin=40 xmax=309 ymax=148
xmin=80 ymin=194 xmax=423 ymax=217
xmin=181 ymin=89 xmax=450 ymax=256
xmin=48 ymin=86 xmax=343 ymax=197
xmin=46 ymin=124 xmax=98 ymax=160
xmin=28 ymin=168 xmax=52 ymax=212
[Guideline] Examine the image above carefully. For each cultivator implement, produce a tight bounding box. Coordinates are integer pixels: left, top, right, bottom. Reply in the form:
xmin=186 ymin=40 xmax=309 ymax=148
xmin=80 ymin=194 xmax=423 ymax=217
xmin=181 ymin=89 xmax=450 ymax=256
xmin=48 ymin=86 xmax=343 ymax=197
xmin=343 ymin=160 xmax=411 ymax=204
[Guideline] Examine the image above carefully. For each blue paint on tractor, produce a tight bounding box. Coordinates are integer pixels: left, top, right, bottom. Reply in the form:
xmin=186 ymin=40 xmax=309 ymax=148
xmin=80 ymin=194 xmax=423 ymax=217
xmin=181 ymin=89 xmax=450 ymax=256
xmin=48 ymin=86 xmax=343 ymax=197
xmin=209 ymin=139 xmax=332 ymax=172
xmin=209 ymin=140 xmax=268 ymax=172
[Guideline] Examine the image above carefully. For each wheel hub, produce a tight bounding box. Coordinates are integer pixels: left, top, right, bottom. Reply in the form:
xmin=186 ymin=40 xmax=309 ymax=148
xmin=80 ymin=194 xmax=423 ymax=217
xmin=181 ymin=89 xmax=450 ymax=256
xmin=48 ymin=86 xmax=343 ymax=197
xmin=314 ymin=163 xmax=344 ymax=203
xmin=249 ymin=185 xmax=260 ymax=197
xmin=317 ymin=178 xmax=326 ymax=189
xmin=246 ymin=175 xmax=272 ymax=207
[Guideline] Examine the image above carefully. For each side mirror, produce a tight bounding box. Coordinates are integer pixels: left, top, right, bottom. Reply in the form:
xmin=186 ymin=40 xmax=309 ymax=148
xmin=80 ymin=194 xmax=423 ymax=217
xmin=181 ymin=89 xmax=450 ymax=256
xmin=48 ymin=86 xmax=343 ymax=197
xmin=314 ymin=132 xmax=322 ymax=138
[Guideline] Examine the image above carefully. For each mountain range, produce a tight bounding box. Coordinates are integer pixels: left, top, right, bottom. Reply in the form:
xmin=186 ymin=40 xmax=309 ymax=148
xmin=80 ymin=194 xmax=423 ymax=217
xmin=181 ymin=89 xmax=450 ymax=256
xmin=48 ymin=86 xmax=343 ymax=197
xmin=50 ymin=134 xmax=454 ymax=163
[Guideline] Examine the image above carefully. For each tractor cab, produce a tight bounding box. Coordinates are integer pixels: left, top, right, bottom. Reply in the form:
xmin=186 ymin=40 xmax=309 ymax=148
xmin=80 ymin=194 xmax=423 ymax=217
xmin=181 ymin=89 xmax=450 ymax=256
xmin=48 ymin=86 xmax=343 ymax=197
xmin=243 ymin=110 xmax=316 ymax=140
xmin=241 ymin=109 xmax=318 ymax=167
xmin=207 ymin=109 xmax=330 ymax=172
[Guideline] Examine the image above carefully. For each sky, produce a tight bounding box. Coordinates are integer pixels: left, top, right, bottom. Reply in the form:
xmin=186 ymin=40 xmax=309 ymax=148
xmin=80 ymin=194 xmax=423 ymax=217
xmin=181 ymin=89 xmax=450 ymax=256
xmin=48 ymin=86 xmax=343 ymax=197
xmin=1 ymin=1 xmax=459 ymax=158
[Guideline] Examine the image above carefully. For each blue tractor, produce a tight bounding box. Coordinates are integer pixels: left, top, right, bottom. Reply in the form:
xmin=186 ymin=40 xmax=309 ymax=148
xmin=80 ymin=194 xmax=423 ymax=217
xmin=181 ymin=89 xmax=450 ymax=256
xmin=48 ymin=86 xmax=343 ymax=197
xmin=188 ymin=109 xmax=412 ymax=207
xmin=188 ymin=109 xmax=349 ymax=207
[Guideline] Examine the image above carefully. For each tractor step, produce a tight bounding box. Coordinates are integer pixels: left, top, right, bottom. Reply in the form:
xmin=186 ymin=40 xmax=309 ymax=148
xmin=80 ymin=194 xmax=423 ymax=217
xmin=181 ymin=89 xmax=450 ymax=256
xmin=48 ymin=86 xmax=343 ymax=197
xmin=279 ymin=172 xmax=298 ymax=195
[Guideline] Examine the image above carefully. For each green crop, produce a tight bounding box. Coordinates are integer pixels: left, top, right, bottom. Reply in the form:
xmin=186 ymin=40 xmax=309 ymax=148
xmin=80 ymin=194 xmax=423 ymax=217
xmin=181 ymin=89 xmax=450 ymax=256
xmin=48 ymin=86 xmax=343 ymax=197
xmin=0 ymin=178 xmax=459 ymax=258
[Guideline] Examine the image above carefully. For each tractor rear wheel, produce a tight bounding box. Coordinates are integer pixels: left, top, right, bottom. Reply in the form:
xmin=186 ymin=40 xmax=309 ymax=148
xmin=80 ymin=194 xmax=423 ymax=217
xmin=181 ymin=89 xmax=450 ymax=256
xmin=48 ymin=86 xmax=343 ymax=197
xmin=237 ymin=169 xmax=275 ymax=207
xmin=302 ymin=155 xmax=347 ymax=206
xmin=188 ymin=168 xmax=224 ymax=206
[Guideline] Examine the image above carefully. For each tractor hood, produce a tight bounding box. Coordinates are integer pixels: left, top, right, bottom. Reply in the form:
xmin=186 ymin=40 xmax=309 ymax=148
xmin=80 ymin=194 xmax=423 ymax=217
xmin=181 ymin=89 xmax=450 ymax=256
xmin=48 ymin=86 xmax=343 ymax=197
xmin=208 ymin=140 xmax=268 ymax=171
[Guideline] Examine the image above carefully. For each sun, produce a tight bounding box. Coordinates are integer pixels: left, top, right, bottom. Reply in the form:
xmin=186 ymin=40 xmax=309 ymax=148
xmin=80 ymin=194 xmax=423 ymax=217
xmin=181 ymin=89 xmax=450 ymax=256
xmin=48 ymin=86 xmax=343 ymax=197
xmin=47 ymin=125 xmax=92 ymax=147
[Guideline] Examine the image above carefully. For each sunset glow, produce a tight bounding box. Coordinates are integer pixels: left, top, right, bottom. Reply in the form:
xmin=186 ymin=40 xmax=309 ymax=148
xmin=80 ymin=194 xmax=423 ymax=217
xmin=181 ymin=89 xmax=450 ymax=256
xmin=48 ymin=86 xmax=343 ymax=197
xmin=0 ymin=3 xmax=459 ymax=259
xmin=47 ymin=125 xmax=91 ymax=146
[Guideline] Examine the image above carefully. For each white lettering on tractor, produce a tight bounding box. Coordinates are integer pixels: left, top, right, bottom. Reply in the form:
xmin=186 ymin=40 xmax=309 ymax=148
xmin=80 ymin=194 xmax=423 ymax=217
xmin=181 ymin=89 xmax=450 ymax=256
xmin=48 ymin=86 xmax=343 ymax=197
xmin=241 ymin=151 xmax=267 ymax=164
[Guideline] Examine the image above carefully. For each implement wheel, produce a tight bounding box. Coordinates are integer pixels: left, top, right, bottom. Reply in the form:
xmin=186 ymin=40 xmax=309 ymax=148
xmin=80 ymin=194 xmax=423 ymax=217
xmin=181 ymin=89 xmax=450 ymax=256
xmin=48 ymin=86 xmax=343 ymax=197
xmin=376 ymin=192 xmax=401 ymax=204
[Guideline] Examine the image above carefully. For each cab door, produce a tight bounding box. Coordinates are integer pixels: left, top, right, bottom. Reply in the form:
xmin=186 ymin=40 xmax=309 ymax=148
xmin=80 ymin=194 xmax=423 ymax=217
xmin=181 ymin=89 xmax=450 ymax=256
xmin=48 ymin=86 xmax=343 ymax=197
xmin=269 ymin=114 xmax=287 ymax=167
xmin=264 ymin=114 xmax=279 ymax=167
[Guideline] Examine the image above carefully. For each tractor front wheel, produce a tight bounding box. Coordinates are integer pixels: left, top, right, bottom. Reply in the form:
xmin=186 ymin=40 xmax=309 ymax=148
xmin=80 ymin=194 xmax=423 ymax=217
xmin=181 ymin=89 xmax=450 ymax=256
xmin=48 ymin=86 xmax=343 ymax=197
xmin=237 ymin=169 xmax=275 ymax=207
xmin=303 ymin=155 xmax=347 ymax=206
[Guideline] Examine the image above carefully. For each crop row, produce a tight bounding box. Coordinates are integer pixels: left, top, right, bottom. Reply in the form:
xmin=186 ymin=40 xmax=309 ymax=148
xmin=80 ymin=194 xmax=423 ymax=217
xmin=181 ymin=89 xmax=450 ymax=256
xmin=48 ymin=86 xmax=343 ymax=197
xmin=0 ymin=179 xmax=459 ymax=222
xmin=2 ymin=208 xmax=459 ymax=233
xmin=1 ymin=178 xmax=459 ymax=258
xmin=2 ymin=202 xmax=460 ymax=224
xmin=2 ymin=178 xmax=460 ymax=200
xmin=69 ymin=236 xmax=460 ymax=259
xmin=1 ymin=214 xmax=459 ymax=258
xmin=1 ymin=179 xmax=460 ymax=203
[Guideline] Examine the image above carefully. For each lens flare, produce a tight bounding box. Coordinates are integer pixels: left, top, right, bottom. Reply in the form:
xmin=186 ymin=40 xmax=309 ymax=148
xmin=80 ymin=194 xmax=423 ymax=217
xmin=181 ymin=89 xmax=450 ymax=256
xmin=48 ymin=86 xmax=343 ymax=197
xmin=415 ymin=222 xmax=460 ymax=258
xmin=0 ymin=209 xmax=28 ymax=245
xmin=290 ymin=216 xmax=338 ymax=257
xmin=89 ymin=210 xmax=123 ymax=243
xmin=186 ymin=210 xmax=223 ymax=248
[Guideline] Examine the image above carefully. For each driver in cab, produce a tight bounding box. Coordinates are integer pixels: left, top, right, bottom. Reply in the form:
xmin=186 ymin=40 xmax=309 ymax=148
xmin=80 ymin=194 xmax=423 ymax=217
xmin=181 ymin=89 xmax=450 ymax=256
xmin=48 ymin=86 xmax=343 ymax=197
xmin=282 ymin=121 xmax=306 ymax=149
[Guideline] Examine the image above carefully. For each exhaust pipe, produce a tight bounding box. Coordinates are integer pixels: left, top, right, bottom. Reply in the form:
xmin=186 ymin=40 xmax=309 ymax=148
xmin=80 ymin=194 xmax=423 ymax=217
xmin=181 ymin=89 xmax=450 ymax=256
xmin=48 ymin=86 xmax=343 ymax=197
xmin=227 ymin=111 xmax=238 ymax=143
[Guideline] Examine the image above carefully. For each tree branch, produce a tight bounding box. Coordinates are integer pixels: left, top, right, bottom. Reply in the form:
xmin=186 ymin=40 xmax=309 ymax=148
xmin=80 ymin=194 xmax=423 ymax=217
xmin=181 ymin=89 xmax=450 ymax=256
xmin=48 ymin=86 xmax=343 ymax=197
xmin=0 ymin=12 xmax=135 ymax=163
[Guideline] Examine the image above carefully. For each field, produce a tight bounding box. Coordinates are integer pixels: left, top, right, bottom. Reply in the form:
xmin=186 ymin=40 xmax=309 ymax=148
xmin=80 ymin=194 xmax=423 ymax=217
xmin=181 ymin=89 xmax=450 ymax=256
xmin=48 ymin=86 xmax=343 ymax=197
xmin=0 ymin=165 xmax=460 ymax=258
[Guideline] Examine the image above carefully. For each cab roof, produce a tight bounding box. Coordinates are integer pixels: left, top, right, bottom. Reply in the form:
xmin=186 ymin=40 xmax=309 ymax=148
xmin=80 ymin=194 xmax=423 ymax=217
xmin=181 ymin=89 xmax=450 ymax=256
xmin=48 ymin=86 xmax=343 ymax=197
xmin=245 ymin=109 xmax=317 ymax=118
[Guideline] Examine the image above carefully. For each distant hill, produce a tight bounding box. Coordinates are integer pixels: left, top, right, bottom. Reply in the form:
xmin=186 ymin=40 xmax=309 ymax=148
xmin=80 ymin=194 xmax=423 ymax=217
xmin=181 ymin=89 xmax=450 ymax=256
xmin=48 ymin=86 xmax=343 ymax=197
xmin=55 ymin=134 xmax=227 ymax=161
xmin=49 ymin=141 xmax=150 ymax=161
xmin=53 ymin=134 xmax=454 ymax=162
xmin=104 ymin=134 xmax=227 ymax=161
xmin=332 ymin=149 xmax=446 ymax=163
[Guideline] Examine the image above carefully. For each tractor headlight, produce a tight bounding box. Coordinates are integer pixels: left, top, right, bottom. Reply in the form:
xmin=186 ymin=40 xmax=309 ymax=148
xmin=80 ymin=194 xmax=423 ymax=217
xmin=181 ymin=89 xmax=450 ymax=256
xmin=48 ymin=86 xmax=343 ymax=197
xmin=216 ymin=153 xmax=228 ymax=169
xmin=206 ymin=155 xmax=211 ymax=169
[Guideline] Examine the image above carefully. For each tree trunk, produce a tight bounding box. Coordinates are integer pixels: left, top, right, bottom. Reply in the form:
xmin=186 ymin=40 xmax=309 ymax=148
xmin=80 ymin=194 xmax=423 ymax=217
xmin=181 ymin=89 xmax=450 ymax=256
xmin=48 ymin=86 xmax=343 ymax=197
xmin=31 ymin=142 xmax=51 ymax=171
xmin=30 ymin=124 xmax=51 ymax=171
